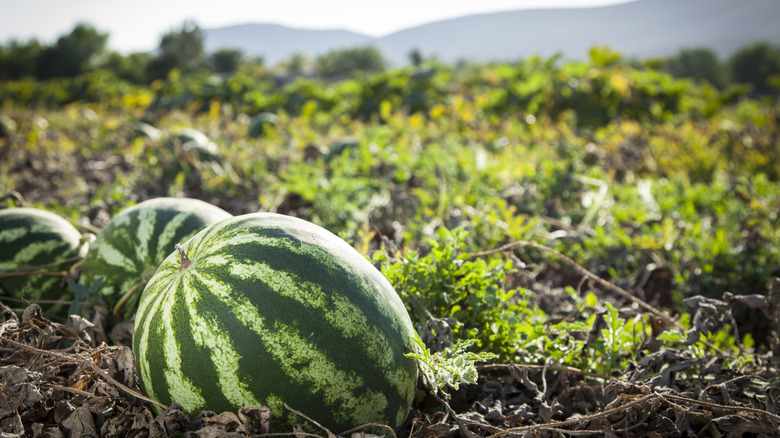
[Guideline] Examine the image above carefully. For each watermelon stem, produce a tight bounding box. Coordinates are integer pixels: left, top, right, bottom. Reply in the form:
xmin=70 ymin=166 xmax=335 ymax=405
xmin=175 ymin=244 xmax=191 ymax=272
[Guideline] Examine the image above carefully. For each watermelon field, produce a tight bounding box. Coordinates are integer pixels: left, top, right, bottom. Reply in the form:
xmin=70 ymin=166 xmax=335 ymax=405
xmin=1 ymin=48 xmax=780 ymax=437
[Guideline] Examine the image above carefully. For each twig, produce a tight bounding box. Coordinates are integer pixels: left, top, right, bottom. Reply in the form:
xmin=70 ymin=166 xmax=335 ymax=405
xmin=0 ymin=255 xmax=84 ymax=274
xmin=284 ymin=403 xmax=337 ymax=438
xmin=339 ymin=423 xmax=398 ymax=438
xmin=430 ymin=388 xmax=496 ymax=437
xmin=469 ymin=240 xmax=728 ymax=356
xmin=470 ymin=241 xmax=668 ymax=320
xmin=0 ymin=270 xmax=70 ymax=279
xmin=483 ymin=385 xmax=780 ymax=438
xmin=478 ymin=363 xmax=609 ymax=380
xmin=661 ymin=392 xmax=780 ymax=423
xmin=113 ymin=280 xmax=146 ymax=317
xmin=86 ymin=357 xmax=167 ymax=409
xmin=0 ymin=296 xmax=70 ymax=306
xmin=256 ymin=433 xmax=324 ymax=438
xmin=46 ymin=382 xmax=93 ymax=397
xmin=487 ymin=392 xmax=656 ymax=438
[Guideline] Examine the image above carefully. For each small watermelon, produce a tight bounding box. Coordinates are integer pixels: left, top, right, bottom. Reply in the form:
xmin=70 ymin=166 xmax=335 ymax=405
xmin=247 ymin=112 xmax=280 ymax=138
xmin=171 ymin=127 xmax=219 ymax=161
xmin=0 ymin=208 xmax=87 ymax=315
xmin=80 ymin=197 xmax=231 ymax=319
xmin=132 ymin=212 xmax=419 ymax=432
xmin=132 ymin=122 xmax=163 ymax=141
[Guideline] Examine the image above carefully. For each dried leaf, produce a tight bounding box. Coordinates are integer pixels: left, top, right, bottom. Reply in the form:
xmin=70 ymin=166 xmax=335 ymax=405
xmin=191 ymin=411 xmax=242 ymax=432
xmin=59 ymin=314 xmax=95 ymax=343
xmin=0 ymin=365 xmax=38 ymax=387
xmin=0 ymin=411 xmax=24 ymax=436
xmin=723 ymin=292 xmax=768 ymax=311
xmin=149 ymin=403 xmax=190 ymax=438
xmin=238 ymin=406 xmax=271 ymax=435
xmin=53 ymin=400 xmax=76 ymax=424
xmin=115 ymin=346 xmax=136 ymax=388
xmin=60 ymin=405 xmax=98 ymax=438
xmin=110 ymin=318 xmax=135 ymax=347
xmin=21 ymin=304 xmax=44 ymax=326
xmin=101 ymin=409 xmax=154 ymax=438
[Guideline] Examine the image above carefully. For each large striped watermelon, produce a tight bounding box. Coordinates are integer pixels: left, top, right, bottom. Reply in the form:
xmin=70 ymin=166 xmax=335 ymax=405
xmin=132 ymin=213 xmax=419 ymax=432
xmin=80 ymin=197 xmax=231 ymax=319
xmin=0 ymin=207 xmax=87 ymax=315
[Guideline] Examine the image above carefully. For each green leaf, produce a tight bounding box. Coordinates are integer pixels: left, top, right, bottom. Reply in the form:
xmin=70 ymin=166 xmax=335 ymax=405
xmin=66 ymin=276 xmax=103 ymax=317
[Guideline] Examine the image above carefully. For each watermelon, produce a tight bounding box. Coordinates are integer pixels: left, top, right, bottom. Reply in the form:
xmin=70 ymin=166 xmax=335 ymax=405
xmin=132 ymin=122 xmax=162 ymax=141
xmin=132 ymin=213 xmax=419 ymax=432
xmin=247 ymin=112 xmax=279 ymax=138
xmin=171 ymin=127 xmax=219 ymax=161
xmin=80 ymin=197 xmax=231 ymax=319
xmin=0 ymin=207 xmax=87 ymax=315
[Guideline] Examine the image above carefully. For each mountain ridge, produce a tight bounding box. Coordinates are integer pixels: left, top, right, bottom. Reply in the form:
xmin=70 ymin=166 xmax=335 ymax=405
xmin=203 ymin=0 xmax=780 ymax=65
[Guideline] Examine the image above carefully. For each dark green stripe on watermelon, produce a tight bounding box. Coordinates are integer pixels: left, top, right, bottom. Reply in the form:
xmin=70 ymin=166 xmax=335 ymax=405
xmin=133 ymin=213 xmax=419 ymax=432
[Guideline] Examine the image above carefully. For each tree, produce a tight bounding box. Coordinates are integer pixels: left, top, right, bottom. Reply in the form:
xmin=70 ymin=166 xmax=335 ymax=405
xmin=102 ymin=51 xmax=151 ymax=84
xmin=408 ymin=49 xmax=424 ymax=67
xmin=210 ymin=48 xmax=243 ymax=74
xmin=588 ymin=46 xmax=622 ymax=67
xmin=316 ymin=46 xmax=385 ymax=79
xmin=146 ymin=20 xmax=205 ymax=80
xmin=239 ymin=56 xmax=267 ymax=78
xmin=664 ymin=48 xmax=726 ymax=88
xmin=36 ymin=23 xmax=108 ymax=79
xmin=284 ymin=52 xmax=310 ymax=75
xmin=729 ymin=42 xmax=780 ymax=95
xmin=0 ymin=39 xmax=42 ymax=80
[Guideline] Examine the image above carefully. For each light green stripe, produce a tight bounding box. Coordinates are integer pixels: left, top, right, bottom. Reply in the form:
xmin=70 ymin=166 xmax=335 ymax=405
xmin=0 ymin=226 xmax=26 ymax=244
xmin=162 ymin=279 xmax=207 ymax=412
xmin=11 ymin=241 xmax=64 ymax=265
xmin=135 ymin=208 xmax=156 ymax=265
xmin=156 ymin=211 xmax=194 ymax=260
xmin=92 ymin=239 xmax=136 ymax=272
xmin=29 ymin=223 xmax=56 ymax=233
xmin=327 ymin=292 xmax=394 ymax=363
xmin=92 ymin=212 xmax=136 ymax=271
xmin=223 ymin=257 xmax=327 ymax=309
xmin=202 ymin=230 xmax=279 ymax=253
xmin=135 ymin=277 xmax=165 ymax=403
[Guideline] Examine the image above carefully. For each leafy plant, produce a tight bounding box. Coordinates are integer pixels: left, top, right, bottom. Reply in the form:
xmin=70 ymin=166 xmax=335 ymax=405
xmin=66 ymin=276 xmax=103 ymax=317
xmin=376 ymin=228 xmax=542 ymax=361
xmin=405 ymin=332 xmax=496 ymax=395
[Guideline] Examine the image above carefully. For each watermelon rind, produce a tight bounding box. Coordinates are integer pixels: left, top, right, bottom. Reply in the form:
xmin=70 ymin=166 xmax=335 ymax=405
xmin=0 ymin=207 xmax=87 ymax=315
xmin=133 ymin=212 xmax=419 ymax=432
xmin=80 ymin=197 xmax=231 ymax=319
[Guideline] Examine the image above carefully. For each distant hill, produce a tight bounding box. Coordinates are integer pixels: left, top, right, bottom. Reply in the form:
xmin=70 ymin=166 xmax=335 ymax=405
xmin=203 ymin=0 xmax=780 ymax=65
xmin=204 ymin=23 xmax=373 ymax=64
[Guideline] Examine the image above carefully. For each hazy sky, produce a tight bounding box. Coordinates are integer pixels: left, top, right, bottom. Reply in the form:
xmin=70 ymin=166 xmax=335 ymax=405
xmin=0 ymin=0 xmax=635 ymax=53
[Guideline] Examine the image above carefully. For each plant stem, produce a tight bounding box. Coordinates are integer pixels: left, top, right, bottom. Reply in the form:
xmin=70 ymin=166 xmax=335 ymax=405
xmin=175 ymin=244 xmax=191 ymax=272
